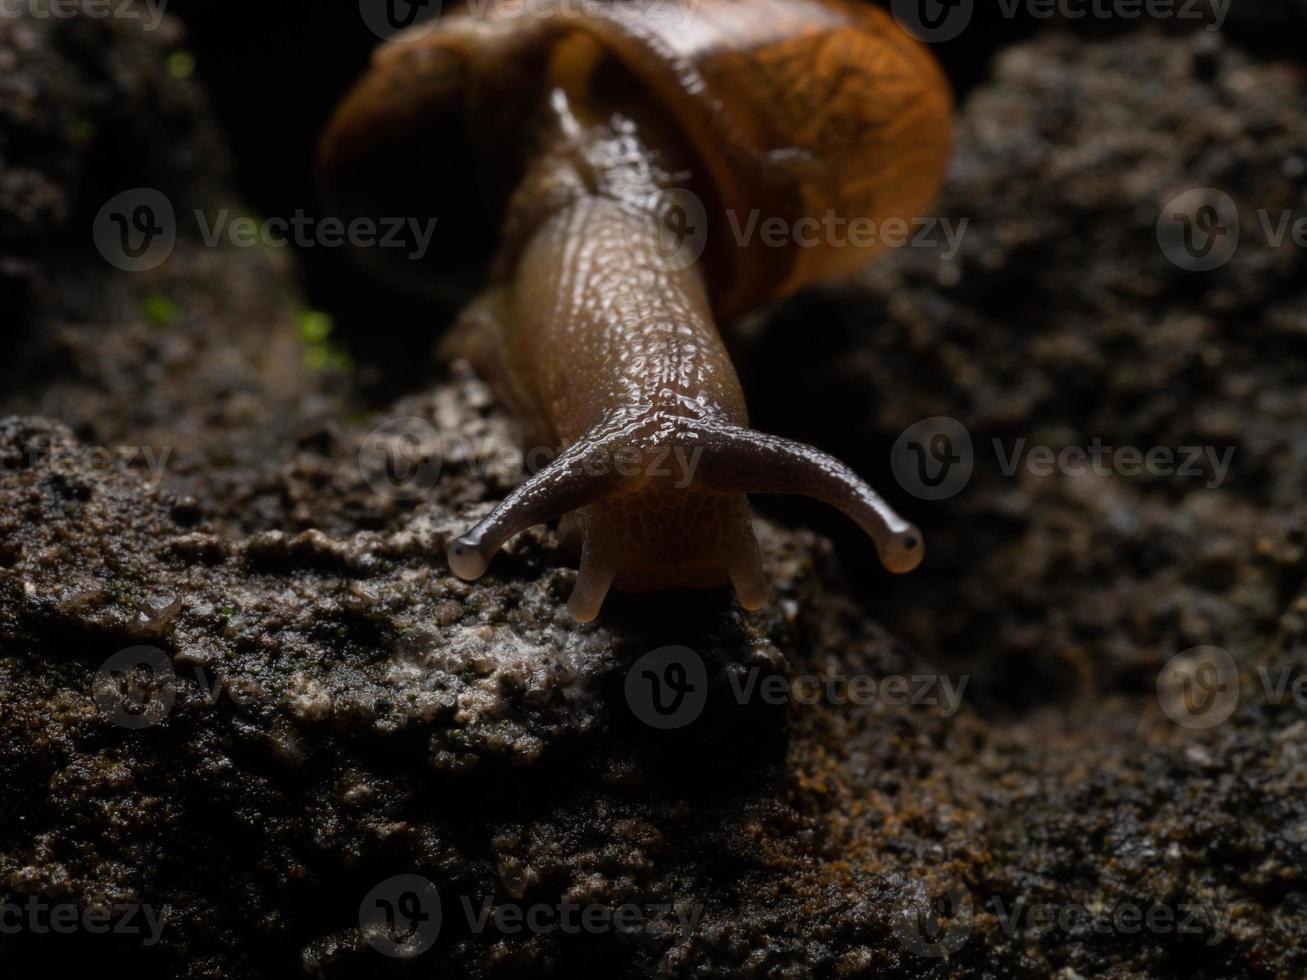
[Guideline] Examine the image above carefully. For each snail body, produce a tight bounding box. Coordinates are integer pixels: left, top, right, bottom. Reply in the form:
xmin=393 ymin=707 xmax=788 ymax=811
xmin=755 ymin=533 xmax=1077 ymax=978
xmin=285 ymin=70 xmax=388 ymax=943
xmin=321 ymin=0 xmax=952 ymax=620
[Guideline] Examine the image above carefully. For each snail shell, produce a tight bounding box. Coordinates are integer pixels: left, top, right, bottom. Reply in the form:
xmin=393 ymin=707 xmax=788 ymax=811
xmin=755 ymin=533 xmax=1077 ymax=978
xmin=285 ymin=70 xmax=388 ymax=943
xmin=319 ymin=0 xmax=951 ymax=316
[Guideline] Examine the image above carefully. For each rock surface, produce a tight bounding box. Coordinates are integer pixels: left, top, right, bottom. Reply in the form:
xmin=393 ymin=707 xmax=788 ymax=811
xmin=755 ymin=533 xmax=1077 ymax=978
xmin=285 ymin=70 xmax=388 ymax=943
xmin=1 ymin=10 xmax=1305 ymax=980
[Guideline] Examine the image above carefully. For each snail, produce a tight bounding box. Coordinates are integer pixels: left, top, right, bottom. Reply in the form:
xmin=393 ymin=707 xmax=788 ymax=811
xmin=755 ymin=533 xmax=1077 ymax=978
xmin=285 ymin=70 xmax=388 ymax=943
xmin=319 ymin=0 xmax=952 ymax=621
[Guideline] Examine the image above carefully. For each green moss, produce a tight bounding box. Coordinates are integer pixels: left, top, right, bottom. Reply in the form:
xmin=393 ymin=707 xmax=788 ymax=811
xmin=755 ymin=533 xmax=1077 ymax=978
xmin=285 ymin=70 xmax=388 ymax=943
xmin=296 ymin=311 xmax=334 ymax=345
xmin=143 ymin=293 xmax=180 ymax=327
xmin=167 ymin=51 xmax=196 ymax=80
xmin=342 ymin=410 xmax=373 ymax=427
xmin=66 ymin=118 xmax=97 ymax=146
xmin=303 ymin=346 xmax=330 ymax=371
xmin=297 ymin=311 xmax=354 ymax=373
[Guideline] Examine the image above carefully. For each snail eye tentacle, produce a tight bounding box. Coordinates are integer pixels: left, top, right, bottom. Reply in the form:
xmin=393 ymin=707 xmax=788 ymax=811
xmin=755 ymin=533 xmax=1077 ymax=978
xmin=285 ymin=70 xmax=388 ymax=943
xmin=692 ymin=422 xmax=924 ymax=574
xmin=445 ymin=415 xmax=636 ymax=581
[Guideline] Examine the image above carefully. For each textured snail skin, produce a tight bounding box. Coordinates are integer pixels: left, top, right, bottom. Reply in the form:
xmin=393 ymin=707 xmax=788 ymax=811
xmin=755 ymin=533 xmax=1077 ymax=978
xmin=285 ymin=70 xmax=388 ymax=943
xmin=321 ymin=0 xmax=951 ymax=620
